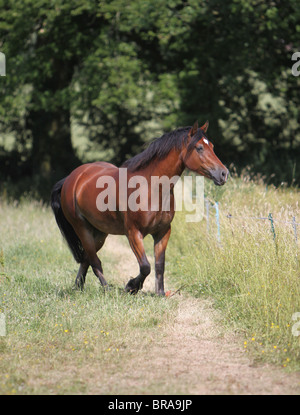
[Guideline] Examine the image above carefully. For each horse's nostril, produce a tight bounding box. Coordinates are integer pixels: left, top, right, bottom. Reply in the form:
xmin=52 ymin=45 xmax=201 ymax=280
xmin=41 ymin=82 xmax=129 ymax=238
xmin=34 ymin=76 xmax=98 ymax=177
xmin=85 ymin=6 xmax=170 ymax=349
xmin=220 ymin=168 xmax=228 ymax=182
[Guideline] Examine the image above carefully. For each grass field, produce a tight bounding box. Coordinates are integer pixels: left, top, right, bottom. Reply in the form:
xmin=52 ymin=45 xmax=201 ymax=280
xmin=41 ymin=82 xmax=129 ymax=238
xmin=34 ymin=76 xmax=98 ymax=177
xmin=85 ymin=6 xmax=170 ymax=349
xmin=168 ymin=172 xmax=300 ymax=370
xmin=0 ymin=172 xmax=299 ymax=394
xmin=0 ymin=202 xmax=178 ymax=394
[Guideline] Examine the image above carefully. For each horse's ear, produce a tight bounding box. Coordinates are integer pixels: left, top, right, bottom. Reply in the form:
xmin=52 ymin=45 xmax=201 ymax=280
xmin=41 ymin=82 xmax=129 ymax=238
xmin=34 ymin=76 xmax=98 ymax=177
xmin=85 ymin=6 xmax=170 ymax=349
xmin=200 ymin=120 xmax=209 ymax=133
xmin=189 ymin=120 xmax=198 ymax=137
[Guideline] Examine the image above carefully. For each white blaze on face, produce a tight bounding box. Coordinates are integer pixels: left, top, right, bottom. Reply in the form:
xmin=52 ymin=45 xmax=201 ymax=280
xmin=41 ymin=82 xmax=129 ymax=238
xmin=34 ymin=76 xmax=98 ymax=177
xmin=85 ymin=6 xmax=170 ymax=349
xmin=203 ymin=138 xmax=209 ymax=145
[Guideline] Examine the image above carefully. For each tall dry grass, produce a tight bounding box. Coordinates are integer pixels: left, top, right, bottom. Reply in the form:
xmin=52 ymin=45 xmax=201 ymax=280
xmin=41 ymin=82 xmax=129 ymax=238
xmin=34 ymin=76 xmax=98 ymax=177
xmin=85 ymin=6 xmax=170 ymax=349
xmin=168 ymin=171 xmax=300 ymax=369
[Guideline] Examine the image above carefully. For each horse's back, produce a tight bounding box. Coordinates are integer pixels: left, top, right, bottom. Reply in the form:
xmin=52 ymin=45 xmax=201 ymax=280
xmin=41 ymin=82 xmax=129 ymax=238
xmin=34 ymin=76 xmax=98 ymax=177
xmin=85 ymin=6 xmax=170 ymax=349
xmin=67 ymin=161 xmax=118 ymax=179
xmin=62 ymin=162 xmax=117 ymax=208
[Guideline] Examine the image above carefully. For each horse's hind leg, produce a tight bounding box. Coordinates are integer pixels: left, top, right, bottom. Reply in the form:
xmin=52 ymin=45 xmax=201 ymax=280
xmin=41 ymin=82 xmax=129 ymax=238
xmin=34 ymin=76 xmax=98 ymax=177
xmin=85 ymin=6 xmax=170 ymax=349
xmin=92 ymin=232 xmax=107 ymax=284
xmin=75 ymin=225 xmax=108 ymax=288
xmin=87 ymin=234 xmax=108 ymax=288
xmin=75 ymin=260 xmax=89 ymax=290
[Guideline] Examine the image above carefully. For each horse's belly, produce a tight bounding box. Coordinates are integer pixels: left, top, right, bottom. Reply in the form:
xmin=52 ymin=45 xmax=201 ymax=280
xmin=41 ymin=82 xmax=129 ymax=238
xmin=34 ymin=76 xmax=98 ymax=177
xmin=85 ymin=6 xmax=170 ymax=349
xmin=82 ymin=210 xmax=126 ymax=235
xmin=140 ymin=210 xmax=175 ymax=236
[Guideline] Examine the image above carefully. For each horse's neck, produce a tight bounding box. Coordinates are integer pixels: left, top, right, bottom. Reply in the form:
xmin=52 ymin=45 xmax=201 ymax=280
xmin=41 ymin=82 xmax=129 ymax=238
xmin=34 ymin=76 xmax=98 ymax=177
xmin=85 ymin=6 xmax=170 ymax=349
xmin=147 ymin=149 xmax=185 ymax=179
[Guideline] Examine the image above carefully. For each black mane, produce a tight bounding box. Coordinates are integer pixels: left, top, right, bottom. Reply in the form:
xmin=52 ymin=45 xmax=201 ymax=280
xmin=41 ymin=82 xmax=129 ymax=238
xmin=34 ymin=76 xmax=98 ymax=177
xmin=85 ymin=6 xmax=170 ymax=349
xmin=121 ymin=126 xmax=203 ymax=172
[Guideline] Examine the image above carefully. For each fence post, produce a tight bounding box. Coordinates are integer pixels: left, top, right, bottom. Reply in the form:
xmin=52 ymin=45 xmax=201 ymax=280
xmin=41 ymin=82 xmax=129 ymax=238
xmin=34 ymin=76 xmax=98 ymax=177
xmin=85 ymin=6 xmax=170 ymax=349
xmin=205 ymin=199 xmax=210 ymax=233
xmin=268 ymin=213 xmax=276 ymax=241
xmin=268 ymin=212 xmax=278 ymax=256
xmin=215 ymin=202 xmax=221 ymax=242
xmin=292 ymin=216 xmax=298 ymax=244
xmin=227 ymin=213 xmax=234 ymax=236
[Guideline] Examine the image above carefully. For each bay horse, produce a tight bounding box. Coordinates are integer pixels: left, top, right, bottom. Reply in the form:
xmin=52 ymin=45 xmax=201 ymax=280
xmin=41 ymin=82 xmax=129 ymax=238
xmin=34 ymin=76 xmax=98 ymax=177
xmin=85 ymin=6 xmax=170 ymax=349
xmin=51 ymin=121 xmax=228 ymax=296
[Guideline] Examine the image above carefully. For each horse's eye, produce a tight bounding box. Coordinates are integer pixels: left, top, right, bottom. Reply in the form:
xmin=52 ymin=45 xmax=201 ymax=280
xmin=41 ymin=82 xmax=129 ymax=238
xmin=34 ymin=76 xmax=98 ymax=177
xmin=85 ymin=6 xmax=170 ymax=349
xmin=196 ymin=145 xmax=204 ymax=152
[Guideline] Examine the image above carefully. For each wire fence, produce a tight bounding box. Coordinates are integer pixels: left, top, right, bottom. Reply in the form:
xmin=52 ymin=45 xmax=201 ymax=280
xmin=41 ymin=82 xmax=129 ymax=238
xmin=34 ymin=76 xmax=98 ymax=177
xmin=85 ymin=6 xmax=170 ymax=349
xmin=205 ymin=198 xmax=299 ymax=246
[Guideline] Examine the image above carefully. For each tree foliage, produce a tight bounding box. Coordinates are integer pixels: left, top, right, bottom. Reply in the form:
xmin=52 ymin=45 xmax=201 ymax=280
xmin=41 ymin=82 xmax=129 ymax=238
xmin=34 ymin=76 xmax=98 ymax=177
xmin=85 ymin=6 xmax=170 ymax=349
xmin=0 ymin=0 xmax=300 ymax=197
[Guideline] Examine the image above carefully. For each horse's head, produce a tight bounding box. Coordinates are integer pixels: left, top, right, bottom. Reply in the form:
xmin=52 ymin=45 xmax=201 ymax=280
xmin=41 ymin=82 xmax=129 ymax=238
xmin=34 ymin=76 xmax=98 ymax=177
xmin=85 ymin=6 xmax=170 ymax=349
xmin=181 ymin=121 xmax=228 ymax=186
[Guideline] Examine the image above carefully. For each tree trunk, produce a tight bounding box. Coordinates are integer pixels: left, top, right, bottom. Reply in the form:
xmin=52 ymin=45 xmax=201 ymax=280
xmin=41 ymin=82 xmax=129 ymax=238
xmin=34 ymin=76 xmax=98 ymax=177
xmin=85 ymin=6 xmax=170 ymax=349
xmin=27 ymin=106 xmax=78 ymax=180
xmin=26 ymin=51 xmax=80 ymax=181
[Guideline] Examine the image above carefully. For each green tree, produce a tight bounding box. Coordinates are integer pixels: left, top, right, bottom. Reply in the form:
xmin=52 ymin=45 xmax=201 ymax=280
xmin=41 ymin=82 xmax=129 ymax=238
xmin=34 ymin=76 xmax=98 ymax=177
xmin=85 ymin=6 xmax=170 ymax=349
xmin=155 ymin=0 xmax=300 ymax=182
xmin=1 ymin=0 xmax=300 ymax=193
xmin=0 ymin=0 xmax=177 ymax=186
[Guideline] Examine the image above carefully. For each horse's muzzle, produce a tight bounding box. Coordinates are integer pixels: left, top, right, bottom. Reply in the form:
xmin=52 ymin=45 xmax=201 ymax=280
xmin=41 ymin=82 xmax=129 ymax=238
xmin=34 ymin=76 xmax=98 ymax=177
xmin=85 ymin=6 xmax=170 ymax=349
xmin=211 ymin=167 xmax=229 ymax=186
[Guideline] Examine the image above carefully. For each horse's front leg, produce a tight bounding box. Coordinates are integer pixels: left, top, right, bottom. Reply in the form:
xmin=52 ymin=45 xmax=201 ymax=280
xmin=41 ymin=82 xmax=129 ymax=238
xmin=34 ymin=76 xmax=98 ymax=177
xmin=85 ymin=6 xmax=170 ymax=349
xmin=125 ymin=228 xmax=151 ymax=294
xmin=153 ymin=226 xmax=171 ymax=296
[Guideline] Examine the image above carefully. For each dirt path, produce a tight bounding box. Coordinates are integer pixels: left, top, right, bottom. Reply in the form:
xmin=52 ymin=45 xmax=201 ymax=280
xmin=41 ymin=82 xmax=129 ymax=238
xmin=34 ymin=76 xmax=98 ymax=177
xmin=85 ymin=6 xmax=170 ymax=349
xmin=102 ymin=235 xmax=300 ymax=395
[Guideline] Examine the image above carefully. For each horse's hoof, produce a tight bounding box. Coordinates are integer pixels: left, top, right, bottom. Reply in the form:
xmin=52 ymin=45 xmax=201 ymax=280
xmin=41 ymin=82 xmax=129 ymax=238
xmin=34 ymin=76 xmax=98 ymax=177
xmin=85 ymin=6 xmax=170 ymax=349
xmin=73 ymin=283 xmax=84 ymax=291
xmin=125 ymin=279 xmax=139 ymax=295
xmin=127 ymin=289 xmax=138 ymax=295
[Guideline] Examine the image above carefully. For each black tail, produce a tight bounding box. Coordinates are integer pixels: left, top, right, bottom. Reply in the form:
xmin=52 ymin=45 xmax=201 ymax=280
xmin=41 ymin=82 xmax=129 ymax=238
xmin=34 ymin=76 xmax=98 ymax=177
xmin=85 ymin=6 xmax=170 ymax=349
xmin=51 ymin=178 xmax=85 ymax=263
